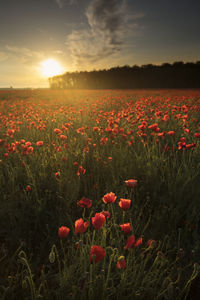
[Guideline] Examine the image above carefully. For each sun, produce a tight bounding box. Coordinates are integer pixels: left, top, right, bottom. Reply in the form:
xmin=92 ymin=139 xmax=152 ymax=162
xmin=39 ymin=59 xmax=64 ymax=77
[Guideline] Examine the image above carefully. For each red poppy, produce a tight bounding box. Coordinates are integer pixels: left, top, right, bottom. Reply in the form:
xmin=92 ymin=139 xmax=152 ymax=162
xmin=36 ymin=141 xmax=44 ymax=146
xmin=119 ymin=199 xmax=131 ymax=211
xmin=116 ymin=256 xmax=127 ymax=269
xmin=55 ymin=172 xmax=60 ymax=179
xmin=186 ymin=143 xmax=196 ymax=149
xmin=92 ymin=213 xmax=105 ymax=230
xmin=120 ymin=223 xmax=132 ymax=234
xmin=90 ymin=245 xmax=105 ymax=264
xmin=124 ymin=235 xmax=135 ymax=249
xmin=54 ymin=128 xmax=62 ymax=135
xmin=194 ymin=132 xmax=200 ymax=138
xmin=75 ymin=218 xmax=90 ymax=234
xmin=125 ymin=179 xmax=138 ymax=188
xmin=102 ymin=192 xmax=117 ymax=204
xmin=77 ymin=166 xmax=86 ymax=176
xmin=124 ymin=235 xmax=143 ymax=249
xmin=77 ymin=197 xmax=92 ymax=208
xmin=26 ymin=185 xmax=31 ymax=192
xmin=58 ymin=226 xmax=70 ymax=238
xmin=134 ymin=237 xmax=143 ymax=247
xmin=101 ymin=211 xmax=110 ymax=219
xmin=167 ymin=131 xmax=175 ymax=136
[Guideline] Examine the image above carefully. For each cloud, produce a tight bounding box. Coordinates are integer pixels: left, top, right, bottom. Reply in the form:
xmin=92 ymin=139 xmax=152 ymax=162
xmin=65 ymin=0 xmax=143 ymax=69
xmin=0 ymin=52 xmax=8 ymax=62
xmin=5 ymin=45 xmax=45 ymax=64
xmin=55 ymin=0 xmax=75 ymax=8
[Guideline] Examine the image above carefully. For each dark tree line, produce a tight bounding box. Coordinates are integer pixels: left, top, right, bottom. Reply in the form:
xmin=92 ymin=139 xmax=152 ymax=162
xmin=49 ymin=61 xmax=200 ymax=89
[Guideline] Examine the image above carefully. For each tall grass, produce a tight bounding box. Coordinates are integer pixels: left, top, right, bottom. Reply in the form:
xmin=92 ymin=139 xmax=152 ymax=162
xmin=0 ymin=89 xmax=200 ymax=299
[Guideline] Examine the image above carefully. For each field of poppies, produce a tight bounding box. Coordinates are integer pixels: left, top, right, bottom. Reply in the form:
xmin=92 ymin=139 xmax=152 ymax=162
xmin=0 ymin=89 xmax=200 ymax=299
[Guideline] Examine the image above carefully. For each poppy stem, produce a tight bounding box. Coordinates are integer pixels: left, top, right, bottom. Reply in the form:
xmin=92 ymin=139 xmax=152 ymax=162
xmin=89 ymin=264 xmax=93 ymax=300
xmin=60 ymin=239 xmax=66 ymax=265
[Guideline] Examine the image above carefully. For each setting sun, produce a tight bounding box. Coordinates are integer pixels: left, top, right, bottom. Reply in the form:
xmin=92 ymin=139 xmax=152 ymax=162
xmin=40 ymin=59 xmax=64 ymax=78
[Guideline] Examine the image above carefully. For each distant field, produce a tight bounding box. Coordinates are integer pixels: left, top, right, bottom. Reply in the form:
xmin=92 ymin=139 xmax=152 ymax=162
xmin=0 ymin=89 xmax=200 ymax=299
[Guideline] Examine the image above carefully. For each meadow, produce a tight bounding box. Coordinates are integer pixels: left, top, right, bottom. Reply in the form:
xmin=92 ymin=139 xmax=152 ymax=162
xmin=0 ymin=89 xmax=200 ymax=300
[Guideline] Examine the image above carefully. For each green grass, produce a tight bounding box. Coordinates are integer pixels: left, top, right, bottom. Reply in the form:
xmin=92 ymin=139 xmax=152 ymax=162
xmin=0 ymin=89 xmax=200 ymax=299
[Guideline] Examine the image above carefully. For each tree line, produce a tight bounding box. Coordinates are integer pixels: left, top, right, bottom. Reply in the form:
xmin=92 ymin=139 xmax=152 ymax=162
xmin=49 ymin=61 xmax=200 ymax=89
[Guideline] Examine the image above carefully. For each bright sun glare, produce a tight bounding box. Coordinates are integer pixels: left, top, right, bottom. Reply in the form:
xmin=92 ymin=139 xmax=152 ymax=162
xmin=40 ymin=59 xmax=64 ymax=77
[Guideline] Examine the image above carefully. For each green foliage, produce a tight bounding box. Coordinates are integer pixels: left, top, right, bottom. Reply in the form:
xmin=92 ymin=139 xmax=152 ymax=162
xmin=0 ymin=89 xmax=200 ymax=299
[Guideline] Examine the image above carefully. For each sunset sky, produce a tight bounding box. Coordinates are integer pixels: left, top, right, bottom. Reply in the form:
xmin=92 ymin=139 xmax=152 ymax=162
xmin=0 ymin=0 xmax=200 ymax=88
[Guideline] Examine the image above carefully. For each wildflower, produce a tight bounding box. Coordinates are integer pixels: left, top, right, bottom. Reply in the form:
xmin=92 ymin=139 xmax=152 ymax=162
xmin=92 ymin=213 xmax=105 ymax=230
xmin=102 ymin=192 xmax=117 ymax=204
xmin=101 ymin=211 xmax=110 ymax=219
xmin=36 ymin=141 xmax=43 ymax=146
xmin=26 ymin=185 xmax=31 ymax=192
xmin=194 ymin=132 xmax=200 ymax=138
xmin=58 ymin=226 xmax=70 ymax=238
xmin=77 ymin=166 xmax=86 ymax=176
xmin=186 ymin=143 xmax=196 ymax=149
xmin=90 ymin=245 xmax=105 ymax=264
xmin=124 ymin=235 xmax=143 ymax=250
xmin=54 ymin=128 xmax=62 ymax=134
xmin=134 ymin=237 xmax=143 ymax=247
xmin=119 ymin=199 xmax=131 ymax=211
xmin=55 ymin=171 xmax=60 ymax=179
xmin=148 ymin=123 xmax=158 ymax=131
xmin=116 ymin=256 xmax=126 ymax=269
xmin=167 ymin=131 xmax=175 ymax=136
xmin=77 ymin=197 xmax=92 ymax=208
xmin=60 ymin=135 xmax=67 ymax=140
xmin=125 ymin=179 xmax=137 ymax=188
xmin=120 ymin=223 xmax=132 ymax=234
xmin=124 ymin=235 xmax=135 ymax=249
xmin=75 ymin=218 xmax=89 ymax=234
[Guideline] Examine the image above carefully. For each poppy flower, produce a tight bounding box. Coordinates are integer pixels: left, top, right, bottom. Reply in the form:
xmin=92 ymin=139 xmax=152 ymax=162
xmin=55 ymin=172 xmax=60 ymax=179
xmin=26 ymin=185 xmax=31 ymax=192
xmin=124 ymin=235 xmax=143 ymax=249
xmin=125 ymin=179 xmax=138 ymax=188
xmin=75 ymin=218 xmax=90 ymax=234
xmin=36 ymin=141 xmax=43 ymax=146
xmin=92 ymin=213 xmax=105 ymax=230
xmin=134 ymin=237 xmax=143 ymax=247
xmin=124 ymin=235 xmax=135 ymax=249
xmin=120 ymin=223 xmax=132 ymax=234
xmin=58 ymin=226 xmax=70 ymax=238
xmin=77 ymin=197 xmax=92 ymax=208
xmin=194 ymin=132 xmax=200 ymax=138
xmin=100 ymin=211 xmax=110 ymax=219
xmin=90 ymin=245 xmax=105 ymax=264
xmin=102 ymin=192 xmax=117 ymax=204
xmin=77 ymin=166 xmax=86 ymax=176
xmin=116 ymin=256 xmax=127 ymax=269
xmin=54 ymin=128 xmax=62 ymax=135
xmin=119 ymin=199 xmax=131 ymax=211
xmin=167 ymin=131 xmax=175 ymax=136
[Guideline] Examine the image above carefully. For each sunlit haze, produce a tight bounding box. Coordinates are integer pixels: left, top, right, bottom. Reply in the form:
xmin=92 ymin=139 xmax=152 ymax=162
xmin=0 ymin=0 xmax=200 ymax=88
xmin=39 ymin=59 xmax=64 ymax=78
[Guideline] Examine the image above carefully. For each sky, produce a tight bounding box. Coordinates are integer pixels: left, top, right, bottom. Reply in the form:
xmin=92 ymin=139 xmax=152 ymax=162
xmin=0 ymin=0 xmax=200 ymax=88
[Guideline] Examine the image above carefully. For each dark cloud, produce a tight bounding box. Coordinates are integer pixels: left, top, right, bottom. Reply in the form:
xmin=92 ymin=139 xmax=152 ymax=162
xmin=66 ymin=0 xmax=131 ymax=68
xmin=55 ymin=0 xmax=75 ymax=8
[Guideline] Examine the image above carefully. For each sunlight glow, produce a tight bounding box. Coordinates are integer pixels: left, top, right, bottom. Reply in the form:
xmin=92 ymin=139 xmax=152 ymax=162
xmin=40 ymin=59 xmax=64 ymax=77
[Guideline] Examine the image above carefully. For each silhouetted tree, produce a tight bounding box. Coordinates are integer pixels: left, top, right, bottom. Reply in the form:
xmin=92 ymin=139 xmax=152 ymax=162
xmin=49 ymin=61 xmax=200 ymax=89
